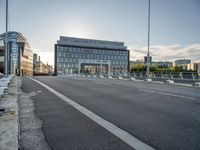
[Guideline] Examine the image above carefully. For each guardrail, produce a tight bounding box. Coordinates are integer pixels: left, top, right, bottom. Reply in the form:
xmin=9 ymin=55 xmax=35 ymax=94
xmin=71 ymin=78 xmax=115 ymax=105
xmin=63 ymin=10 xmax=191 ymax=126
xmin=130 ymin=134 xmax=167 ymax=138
xmin=131 ymin=71 xmax=199 ymax=80
xmin=0 ymin=75 xmax=14 ymax=97
xmin=59 ymin=72 xmax=200 ymax=80
xmin=58 ymin=72 xmax=200 ymax=87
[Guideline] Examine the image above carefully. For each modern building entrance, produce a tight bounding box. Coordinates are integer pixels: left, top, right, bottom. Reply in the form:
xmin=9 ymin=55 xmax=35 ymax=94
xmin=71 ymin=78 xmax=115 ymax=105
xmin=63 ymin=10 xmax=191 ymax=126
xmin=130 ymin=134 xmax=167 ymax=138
xmin=81 ymin=64 xmax=108 ymax=74
xmin=79 ymin=59 xmax=110 ymax=74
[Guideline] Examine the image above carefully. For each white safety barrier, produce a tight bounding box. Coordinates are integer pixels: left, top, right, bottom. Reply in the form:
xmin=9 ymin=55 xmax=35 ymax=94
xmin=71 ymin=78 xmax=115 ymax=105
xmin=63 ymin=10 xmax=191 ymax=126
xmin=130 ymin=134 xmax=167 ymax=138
xmin=194 ymin=82 xmax=200 ymax=87
xmin=165 ymin=79 xmax=174 ymax=84
xmin=130 ymin=77 xmax=136 ymax=81
xmin=99 ymin=75 xmax=104 ymax=78
xmin=0 ymin=75 xmax=14 ymax=97
xmin=117 ymin=76 xmax=123 ymax=79
xmin=108 ymin=75 xmax=112 ymax=79
xmin=144 ymin=78 xmax=152 ymax=82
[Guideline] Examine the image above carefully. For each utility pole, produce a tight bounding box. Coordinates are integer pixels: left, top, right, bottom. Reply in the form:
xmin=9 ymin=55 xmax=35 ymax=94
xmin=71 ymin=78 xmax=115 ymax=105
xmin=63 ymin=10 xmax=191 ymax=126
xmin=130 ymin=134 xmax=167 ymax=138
xmin=4 ymin=0 xmax=8 ymax=75
xmin=146 ymin=0 xmax=151 ymax=77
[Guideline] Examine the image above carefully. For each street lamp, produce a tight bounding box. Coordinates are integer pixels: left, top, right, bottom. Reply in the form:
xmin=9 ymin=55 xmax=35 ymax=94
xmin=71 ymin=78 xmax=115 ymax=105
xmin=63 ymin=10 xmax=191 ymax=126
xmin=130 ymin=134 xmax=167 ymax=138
xmin=4 ymin=0 xmax=8 ymax=75
xmin=146 ymin=0 xmax=151 ymax=78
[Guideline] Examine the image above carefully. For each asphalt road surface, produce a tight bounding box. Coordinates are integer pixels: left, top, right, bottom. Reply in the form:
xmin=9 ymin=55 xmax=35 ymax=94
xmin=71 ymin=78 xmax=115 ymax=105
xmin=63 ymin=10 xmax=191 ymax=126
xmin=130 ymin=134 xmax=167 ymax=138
xmin=21 ymin=76 xmax=200 ymax=150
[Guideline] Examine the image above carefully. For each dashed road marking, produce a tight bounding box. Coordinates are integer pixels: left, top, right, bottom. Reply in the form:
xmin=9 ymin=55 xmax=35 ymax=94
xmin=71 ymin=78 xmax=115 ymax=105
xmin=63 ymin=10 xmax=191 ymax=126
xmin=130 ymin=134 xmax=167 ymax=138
xmin=93 ymin=81 xmax=112 ymax=85
xmin=141 ymin=89 xmax=194 ymax=100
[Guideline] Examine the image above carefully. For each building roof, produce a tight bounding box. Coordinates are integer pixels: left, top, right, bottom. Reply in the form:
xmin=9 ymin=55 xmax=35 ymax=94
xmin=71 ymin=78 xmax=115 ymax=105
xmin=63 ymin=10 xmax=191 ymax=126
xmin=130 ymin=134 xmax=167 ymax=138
xmin=57 ymin=36 xmax=127 ymax=50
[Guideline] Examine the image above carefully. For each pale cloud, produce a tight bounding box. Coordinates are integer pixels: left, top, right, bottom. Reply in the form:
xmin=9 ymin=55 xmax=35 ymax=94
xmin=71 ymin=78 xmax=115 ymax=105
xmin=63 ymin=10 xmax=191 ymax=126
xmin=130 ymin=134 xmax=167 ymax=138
xmin=129 ymin=44 xmax=200 ymax=63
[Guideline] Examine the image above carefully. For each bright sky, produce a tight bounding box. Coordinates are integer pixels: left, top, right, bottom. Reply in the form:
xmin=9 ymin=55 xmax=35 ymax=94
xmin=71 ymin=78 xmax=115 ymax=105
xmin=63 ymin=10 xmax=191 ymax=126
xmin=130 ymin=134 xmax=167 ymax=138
xmin=0 ymin=0 xmax=200 ymax=65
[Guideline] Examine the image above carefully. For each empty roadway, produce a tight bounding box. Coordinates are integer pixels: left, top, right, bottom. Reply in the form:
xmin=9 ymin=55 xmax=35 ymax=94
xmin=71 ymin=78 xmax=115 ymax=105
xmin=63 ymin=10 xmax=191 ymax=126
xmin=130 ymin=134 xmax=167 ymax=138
xmin=21 ymin=76 xmax=200 ymax=150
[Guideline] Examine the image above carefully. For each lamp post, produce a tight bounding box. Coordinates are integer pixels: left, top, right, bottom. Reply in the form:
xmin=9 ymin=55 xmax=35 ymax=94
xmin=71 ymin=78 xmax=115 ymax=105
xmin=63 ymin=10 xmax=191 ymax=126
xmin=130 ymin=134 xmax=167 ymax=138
xmin=146 ymin=0 xmax=151 ymax=77
xmin=4 ymin=0 xmax=8 ymax=75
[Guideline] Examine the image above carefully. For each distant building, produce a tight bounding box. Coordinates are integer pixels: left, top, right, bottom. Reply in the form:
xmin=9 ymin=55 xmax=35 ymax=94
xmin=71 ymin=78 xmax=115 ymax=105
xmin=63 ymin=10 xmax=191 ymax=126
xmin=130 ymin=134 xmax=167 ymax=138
xmin=174 ymin=59 xmax=191 ymax=70
xmin=144 ymin=56 xmax=152 ymax=64
xmin=33 ymin=53 xmax=40 ymax=68
xmin=54 ymin=36 xmax=129 ymax=75
xmin=0 ymin=31 xmax=33 ymax=75
xmin=33 ymin=53 xmax=51 ymax=75
xmin=187 ymin=62 xmax=200 ymax=74
xmin=174 ymin=59 xmax=191 ymax=65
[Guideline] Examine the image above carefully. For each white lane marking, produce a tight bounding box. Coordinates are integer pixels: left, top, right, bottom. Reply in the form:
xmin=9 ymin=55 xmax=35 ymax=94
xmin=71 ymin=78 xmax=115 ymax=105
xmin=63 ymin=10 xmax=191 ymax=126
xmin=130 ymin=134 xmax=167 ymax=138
xmin=27 ymin=77 xmax=155 ymax=150
xmin=141 ymin=89 xmax=194 ymax=100
xmin=93 ymin=81 xmax=112 ymax=85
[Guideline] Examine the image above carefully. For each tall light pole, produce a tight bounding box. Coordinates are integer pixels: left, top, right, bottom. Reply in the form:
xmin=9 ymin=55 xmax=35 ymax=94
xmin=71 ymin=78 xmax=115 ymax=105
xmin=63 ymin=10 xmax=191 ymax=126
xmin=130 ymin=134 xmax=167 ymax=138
xmin=146 ymin=0 xmax=151 ymax=77
xmin=4 ymin=0 xmax=8 ymax=75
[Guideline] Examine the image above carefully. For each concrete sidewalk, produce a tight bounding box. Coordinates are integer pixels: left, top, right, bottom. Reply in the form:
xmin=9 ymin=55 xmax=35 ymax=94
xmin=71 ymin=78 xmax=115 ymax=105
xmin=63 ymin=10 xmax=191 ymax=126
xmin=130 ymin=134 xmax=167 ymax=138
xmin=0 ymin=77 xmax=19 ymax=150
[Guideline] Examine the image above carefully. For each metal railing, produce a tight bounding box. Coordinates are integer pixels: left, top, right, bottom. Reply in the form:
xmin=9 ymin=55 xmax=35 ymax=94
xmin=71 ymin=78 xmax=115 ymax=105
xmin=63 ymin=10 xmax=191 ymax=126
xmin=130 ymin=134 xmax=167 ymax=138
xmin=58 ymin=71 xmax=200 ymax=81
xmin=130 ymin=71 xmax=199 ymax=80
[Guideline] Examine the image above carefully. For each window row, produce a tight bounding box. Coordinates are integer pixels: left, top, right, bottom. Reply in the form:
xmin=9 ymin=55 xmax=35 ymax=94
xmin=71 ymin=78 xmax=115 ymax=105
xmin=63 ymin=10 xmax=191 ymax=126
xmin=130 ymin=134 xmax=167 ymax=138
xmin=57 ymin=47 xmax=128 ymax=56
xmin=57 ymin=63 xmax=78 ymax=68
xmin=57 ymin=57 xmax=128 ymax=65
xmin=57 ymin=62 xmax=128 ymax=68
xmin=57 ymin=65 xmax=127 ymax=71
xmin=57 ymin=53 xmax=128 ymax=61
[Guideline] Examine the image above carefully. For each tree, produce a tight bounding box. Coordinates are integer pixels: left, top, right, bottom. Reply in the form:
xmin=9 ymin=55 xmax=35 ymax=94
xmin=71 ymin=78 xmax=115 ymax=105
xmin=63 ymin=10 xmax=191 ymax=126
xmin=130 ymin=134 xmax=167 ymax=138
xmin=171 ymin=66 xmax=184 ymax=72
xmin=130 ymin=64 xmax=146 ymax=72
xmin=150 ymin=65 xmax=158 ymax=71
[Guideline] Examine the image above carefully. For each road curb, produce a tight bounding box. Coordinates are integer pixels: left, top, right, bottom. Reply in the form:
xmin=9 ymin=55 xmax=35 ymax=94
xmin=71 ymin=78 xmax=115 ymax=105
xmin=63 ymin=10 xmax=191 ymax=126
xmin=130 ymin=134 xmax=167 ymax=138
xmin=0 ymin=77 xmax=19 ymax=150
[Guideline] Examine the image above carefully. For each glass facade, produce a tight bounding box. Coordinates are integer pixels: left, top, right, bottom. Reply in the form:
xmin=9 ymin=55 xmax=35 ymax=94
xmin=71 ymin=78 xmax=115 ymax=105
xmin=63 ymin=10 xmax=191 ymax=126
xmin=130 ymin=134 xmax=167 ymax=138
xmin=55 ymin=36 xmax=129 ymax=75
xmin=0 ymin=32 xmax=33 ymax=75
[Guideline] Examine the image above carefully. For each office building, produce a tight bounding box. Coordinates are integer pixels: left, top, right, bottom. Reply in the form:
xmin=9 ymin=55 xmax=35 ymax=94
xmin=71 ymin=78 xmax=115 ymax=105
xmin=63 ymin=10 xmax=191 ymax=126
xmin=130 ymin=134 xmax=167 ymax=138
xmin=174 ymin=59 xmax=191 ymax=70
xmin=174 ymin=59 xmax=191 ymax=65
xmin=187 ymin=62 xmax=200 ymax=74
xmin=54 ymin=36 xmax=129 ymax=75
xmin=0 ymin=31 xmax=33 ymax=75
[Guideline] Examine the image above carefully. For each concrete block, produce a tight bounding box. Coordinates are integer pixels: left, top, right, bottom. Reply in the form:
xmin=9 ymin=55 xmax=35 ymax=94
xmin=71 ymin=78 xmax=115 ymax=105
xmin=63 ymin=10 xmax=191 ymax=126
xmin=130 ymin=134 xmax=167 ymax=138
xmin=165 ymin=79 xmax=174 ymax=84
xmin=193 ymin=82 xmax=200 ymax=87
xmin=108 ymin=76 xmax=112 ymax=79
xmin=144 ymin=78 xmax=152 ymax=82
xmin=130 ymin=77 xmax=136 ymax=81
xmin=99 ymin=75 xmax=104 ymax=78
xmin=117 ymin=76 xmax=123 ymax=79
